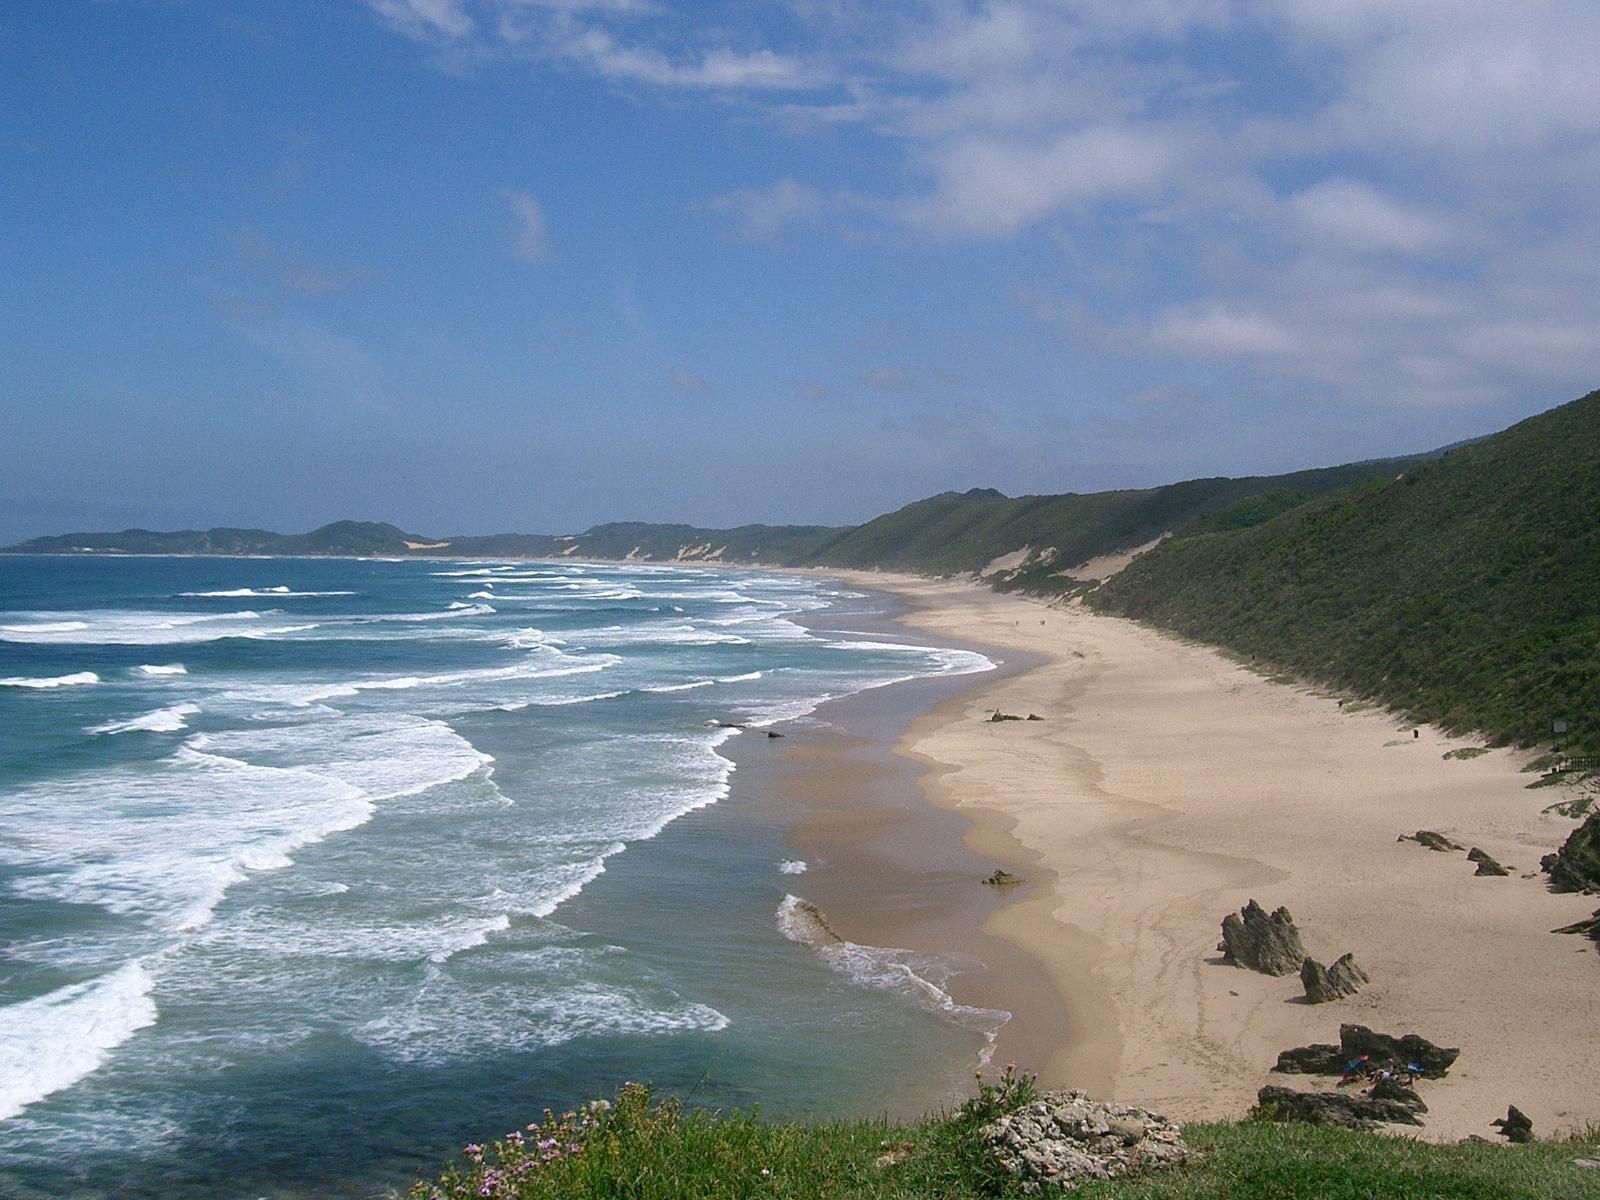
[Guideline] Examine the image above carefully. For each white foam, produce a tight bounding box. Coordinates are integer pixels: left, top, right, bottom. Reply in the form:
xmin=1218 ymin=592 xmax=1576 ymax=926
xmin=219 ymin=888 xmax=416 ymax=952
xmin=527 ymin=842 xmax=626 ymax=918
xmin=823 ymin=641 xmax=995 ymax=676
xmin=0 ymin=740 xmax=381 ymax=931
xmin=777 ymin=895 xmax=1008 ymax=1064
xmin=493 ymin=690 xmax=628 ymax=712
xmin=88 ymin=703 xmax=200 ymax=735
xmin=779 ymin=860 xmax=808 ymax=875
xmin=0 ymin=611 xmax=313 ymax=645
xmin=379 ymin=603 xmax=495 ymax=621
xmin=572 ymin=623 xmax=751 ymax=647
xmin=0 ymin=961 xmax=159 ymax=1122
xmin=0 ymin=671 xmax=101 ymax=689
xmin=235 ymin=649 xmax=622 ymax=708
xmin=716 ymin=671 xmax=764 ymax=683
xmin=641 ymin=679 xmax=716 ymax=694
xmin=134 ymin=664 xmax=187 ymax=676
xmin=180 ymin=588 xmax=356 ymax=597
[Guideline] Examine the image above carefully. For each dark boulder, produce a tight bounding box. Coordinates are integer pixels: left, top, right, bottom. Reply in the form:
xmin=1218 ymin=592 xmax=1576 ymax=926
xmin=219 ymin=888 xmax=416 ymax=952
xmin=1273 ymin=1025 xmax=1459 ymax=1078
xmin=1300 ymin=953 xmax=1368 ymax=1003
xmin=1254 ymin=1085 xmax=1423 ymax=1130
xmin=1273 ymin=1043 xmax=1343 ymax=1074
xmin=1220 ymin=900 xmax=1306 ymax=976
xmin=982 ymin=869 xmax=1023 ymax=887
xmin=1467 ymin=847 xmax=1511 ymax=876
xmin=1399 ymin=830 xmax=1465 ymax=852
xmin=1370 ymin=1076 xmax=1427 ymax=1113
xmin=1491 ymin=1105 xmax=1534 ymax=1143
xmin=988 ymin=710 xmax=1024 ymax=722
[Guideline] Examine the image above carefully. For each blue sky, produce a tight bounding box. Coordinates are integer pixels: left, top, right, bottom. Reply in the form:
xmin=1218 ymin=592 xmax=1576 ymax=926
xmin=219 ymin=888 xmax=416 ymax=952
xmin=3 ymin=1 xmax=1597 ymax=541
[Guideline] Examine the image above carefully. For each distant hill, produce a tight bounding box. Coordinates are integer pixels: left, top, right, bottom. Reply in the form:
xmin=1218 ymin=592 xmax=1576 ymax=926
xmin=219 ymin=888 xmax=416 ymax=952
xmin=1090 ymin=389 xmax=1600 ymax=751
xmin=3 ymin=519 xmax=843 ymax=564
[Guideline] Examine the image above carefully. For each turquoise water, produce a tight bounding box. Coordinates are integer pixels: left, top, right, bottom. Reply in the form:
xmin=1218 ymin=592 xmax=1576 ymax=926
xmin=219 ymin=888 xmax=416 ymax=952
xmin=0 ymin=557 xmax=997 ymax=1198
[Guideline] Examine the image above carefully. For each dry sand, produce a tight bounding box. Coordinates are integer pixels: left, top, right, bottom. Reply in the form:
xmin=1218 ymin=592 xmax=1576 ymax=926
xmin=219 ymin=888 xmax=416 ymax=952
xmin=827 ymin=570 xmax=1600 ymax=1142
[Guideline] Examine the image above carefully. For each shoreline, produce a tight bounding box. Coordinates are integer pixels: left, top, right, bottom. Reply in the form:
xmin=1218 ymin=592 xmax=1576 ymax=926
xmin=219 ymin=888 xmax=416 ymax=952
xmin=802 ymin=570 xmax=1600 ymax=1140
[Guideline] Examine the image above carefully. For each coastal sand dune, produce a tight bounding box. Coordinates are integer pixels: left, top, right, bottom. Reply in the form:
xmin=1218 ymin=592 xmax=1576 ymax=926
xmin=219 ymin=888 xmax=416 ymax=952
xmin=839 ymin=572 xmax=1600 ymax=1141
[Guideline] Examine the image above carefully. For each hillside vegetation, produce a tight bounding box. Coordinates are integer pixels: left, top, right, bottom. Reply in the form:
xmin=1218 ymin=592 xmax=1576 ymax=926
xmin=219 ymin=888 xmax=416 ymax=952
xmin=799 ymin=460 xmax=1419 ymax=582
xmin=1090 ymin=389 xmax=1600 ymax=752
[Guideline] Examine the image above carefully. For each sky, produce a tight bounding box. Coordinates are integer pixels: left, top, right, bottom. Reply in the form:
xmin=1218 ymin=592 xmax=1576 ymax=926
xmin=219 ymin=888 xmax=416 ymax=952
xmin=2 ymin=0 xmax=1597 ymax=542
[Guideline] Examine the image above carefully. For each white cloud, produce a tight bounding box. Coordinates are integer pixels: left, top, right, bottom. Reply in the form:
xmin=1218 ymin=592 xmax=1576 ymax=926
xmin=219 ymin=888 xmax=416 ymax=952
xmin=706 ymin=178 xmax=825 ymax=240
xmin=1284 ymin=179 xmax=1468 ymax=257
xmin=905 ymin=123 xmax=1195 ymax=237
xmin=367 ymin=0 xmax=473 ymax=40
xmin=499 ymin=188 xmax=549 ymax=263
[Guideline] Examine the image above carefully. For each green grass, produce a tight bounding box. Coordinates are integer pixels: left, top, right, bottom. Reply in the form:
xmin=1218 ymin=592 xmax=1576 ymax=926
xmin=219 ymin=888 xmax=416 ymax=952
xmin=411 ymin=1079 xmax=1600 ymax=1200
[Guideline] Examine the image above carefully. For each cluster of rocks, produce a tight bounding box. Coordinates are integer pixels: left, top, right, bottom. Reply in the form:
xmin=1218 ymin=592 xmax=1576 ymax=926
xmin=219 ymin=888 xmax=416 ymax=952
xmin=988 ymin=710 xmax=1045 ymax=723
xmin=1272 ymin=1024 xmax=1460 ymax=1078
xmin=1218 ymin=900 xmax=1368 ymax=1003
xmin=1255 ymin=1083 xmax=1424 ymax=1130
xmin=1398 ymin=830 xmax=1513 ymax=875
xmin=1256 ymin=1024 xmax=1460 ymax=1131
xmin=981 ymin=1090 xmax=1187 ymax=1192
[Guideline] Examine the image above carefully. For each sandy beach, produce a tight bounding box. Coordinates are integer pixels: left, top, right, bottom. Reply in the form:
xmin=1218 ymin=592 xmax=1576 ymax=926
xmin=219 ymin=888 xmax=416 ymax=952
xmin=802 ymin=570 xmax=1600 ymax=1141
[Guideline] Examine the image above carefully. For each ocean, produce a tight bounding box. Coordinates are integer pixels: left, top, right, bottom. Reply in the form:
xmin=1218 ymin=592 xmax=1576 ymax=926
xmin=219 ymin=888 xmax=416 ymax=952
xmin=0 ymin=556 xmax=1000 ymax=1198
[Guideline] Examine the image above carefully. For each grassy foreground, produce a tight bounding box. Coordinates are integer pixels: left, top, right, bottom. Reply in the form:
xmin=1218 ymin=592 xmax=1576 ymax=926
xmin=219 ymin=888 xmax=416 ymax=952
xmin=411 ymin=1075 xmax=1600 ymax=1200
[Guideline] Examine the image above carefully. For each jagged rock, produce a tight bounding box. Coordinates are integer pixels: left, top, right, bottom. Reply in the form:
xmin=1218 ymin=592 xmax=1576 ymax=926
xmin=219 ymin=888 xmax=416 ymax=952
xmin=1370 ymin=1076 xmax=1427 ymax=1113
xmin=1491 ymin=1105 xmax=1534 ymax=1143
xmin=1273 ymin=1043 xmax=1343 ymax=1074
xmin=1026 ymin=713 xmax=1044 ymax=721
xmin=1300 ymin=953 xmax=1368 ymax=1003
xmin=988 ymin=710 xmax=1025 ymax=722
xmin=982 ymin=869 xmax=1023 ymax=887
xmin=1553 ymin=909 xmax=1600 ymax=945
xmin=1399 ymin=830 xmax=1465 ymax=852
xmin=981 ymin=1090 xmax=1187 ymax=1192
xmin=1220 ymin=900 xmax=1306 ymax=976
xmin=1273 ymin=1025 xmax=1459 ymax=1078
xmin=1467 ymin=848 xmax=1511 ymax=876
xmin=1254 ymin=1085 xmax=1423 ymax=1129
xmin=1544 ymin=813 xmax=1600 ymax=892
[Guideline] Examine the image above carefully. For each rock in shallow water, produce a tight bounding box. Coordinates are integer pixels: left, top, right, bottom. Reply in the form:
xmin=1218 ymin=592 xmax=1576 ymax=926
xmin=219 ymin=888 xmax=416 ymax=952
xmin=981 ymin=1090 xmax=1187 ymax=1192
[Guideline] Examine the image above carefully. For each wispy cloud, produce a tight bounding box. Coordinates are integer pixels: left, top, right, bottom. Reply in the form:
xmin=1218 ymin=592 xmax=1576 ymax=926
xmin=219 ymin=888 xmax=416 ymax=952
xmin=367 ymin=0 xmax=1600 ymax=414
xmin=499 ymin=187 xmax=550 ymax=263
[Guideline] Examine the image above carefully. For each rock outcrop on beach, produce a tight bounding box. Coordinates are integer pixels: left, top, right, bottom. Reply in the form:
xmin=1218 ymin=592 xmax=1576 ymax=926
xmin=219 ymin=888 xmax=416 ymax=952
xmin=1219 ymin=900 xmax=1306 ymax=976
xmin=1468 ymin=847 xmax=1511 ymax=876
xmin=1273 ymin=1025 xmax=1460 ymax=1077
xmin=1544 ymin=811 xmax=1600 ymax=892
xmin=981 ymin=1091 xmax=1187 ymax=1192
xmin=982 ymin=869 xmax=1023 ymax=887
xmin=1492 ymin=1105 xmax=1535 ymax=1143
xmin=1399 ymin=830 xmax=1466 ymax=852
xmin=1553 ymin=909 xmax=1600 ymax=946
xmin=1254 ymin=1085 xmax=1424 ymax=1130
xmin=1300 ymin=953 xmax=1368 ymax=1003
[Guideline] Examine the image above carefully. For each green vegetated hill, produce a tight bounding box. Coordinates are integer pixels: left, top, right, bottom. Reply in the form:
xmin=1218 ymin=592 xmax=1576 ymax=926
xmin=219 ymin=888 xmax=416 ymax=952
xmin=5 ymin=520 xmax=843 ymax=563
xmin=1090 ymin=389 xmax=1600 ymax=751
xmin=800 ymin=460 xmax=1419 ymax=582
